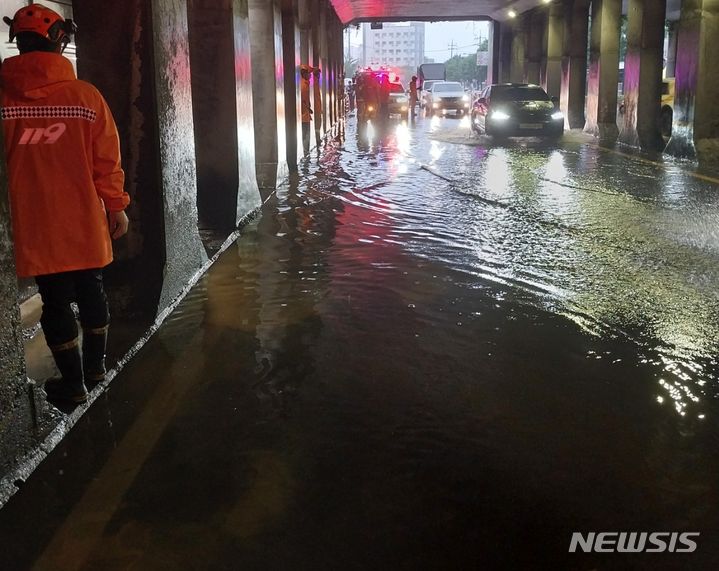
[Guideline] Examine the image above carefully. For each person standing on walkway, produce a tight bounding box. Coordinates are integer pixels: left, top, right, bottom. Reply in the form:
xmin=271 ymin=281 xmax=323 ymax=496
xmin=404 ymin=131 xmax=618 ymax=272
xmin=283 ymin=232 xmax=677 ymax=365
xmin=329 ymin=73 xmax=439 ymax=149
xmin=300 ymin=64 xmax=313 ymax=154
xmin=1 ymin=4 xmax=130 ymax=404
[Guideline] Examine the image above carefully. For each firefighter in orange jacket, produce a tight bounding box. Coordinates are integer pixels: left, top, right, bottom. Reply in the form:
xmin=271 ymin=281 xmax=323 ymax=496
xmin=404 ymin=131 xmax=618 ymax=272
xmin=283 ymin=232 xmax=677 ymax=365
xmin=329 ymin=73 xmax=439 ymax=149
xmin=300 ymin=64 xmax=312 ymax=153
xmin=1 ymin=5 xmax=130 ymax=404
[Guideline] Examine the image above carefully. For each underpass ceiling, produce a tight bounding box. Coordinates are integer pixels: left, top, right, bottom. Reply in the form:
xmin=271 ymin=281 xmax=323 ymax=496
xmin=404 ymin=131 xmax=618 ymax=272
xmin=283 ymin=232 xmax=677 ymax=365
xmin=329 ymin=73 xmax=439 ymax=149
xmin=329 ymin=0 xmax=683 ymax=23
xmin=329 ymin=0 xmax=556 ymax=23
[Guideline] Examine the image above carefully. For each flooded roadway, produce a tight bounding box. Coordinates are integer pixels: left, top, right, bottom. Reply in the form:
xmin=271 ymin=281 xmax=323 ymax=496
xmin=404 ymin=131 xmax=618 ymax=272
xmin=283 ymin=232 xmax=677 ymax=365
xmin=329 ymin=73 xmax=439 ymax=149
xmin=1 ymin=115 xmax=718 ymax=569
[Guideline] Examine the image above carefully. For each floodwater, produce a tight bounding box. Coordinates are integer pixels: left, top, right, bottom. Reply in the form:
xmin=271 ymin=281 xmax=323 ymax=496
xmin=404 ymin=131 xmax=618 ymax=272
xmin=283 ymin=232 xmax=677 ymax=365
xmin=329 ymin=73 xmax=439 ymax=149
xmin=1 ymin=116 xmax=718 ymax=570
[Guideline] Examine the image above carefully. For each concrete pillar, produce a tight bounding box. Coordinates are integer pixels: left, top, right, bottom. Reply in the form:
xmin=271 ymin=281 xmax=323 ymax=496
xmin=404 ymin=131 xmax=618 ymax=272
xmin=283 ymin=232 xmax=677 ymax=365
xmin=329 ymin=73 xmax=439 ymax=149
xmin=560 ymin=0 xmax=590 ymax=129
xmin=75 ymin=0 xmax=207 ymax=316
xmin=249 ymin=0 xmax=288 ymax=190
xmin=526 ymin=11 xmax=545 ymax=85
xmin=489 ymin=20 xmax=502 ymax=85
xmin=311 ymin=0 xmax=324 ymax=138
xmin=585 ymin=0 xmax=621 ymax=140
xmin=665 ymin=21 xmax=678 ymax=78
xmin=665 ymin=0 xmax=719 ymax=162
xmin=499 ymin=22 xmax=513 ymax=83
xmin=619 ymin=0 xmax=666 ymax=150
xmin=188 ymin=0 xmax=260 ymax=232
xmin=282 ymin=0 xmax=302 ymax=171
xmin=232 ymin=0 xmax=264 ymax=216
xmin=298 ymin=0 xmax=314 ymax=153
xmin=510 ymin=18 xmax=527 ymax=83
xmin=541 ymin=2 xmax=564 ymax=97
xmin=318 ymin=1 xmax=330 ymax=135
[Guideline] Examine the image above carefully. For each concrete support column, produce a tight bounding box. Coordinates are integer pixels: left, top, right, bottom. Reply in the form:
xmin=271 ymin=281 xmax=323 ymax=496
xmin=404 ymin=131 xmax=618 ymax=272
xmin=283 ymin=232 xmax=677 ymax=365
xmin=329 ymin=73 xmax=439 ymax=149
xmin=75 ymin=0 xmax=207 ymax=316
xmin=560 ymin=0 xmax=590 ymax=129
xmin=510 ymin=18 xmax=527 ymax=83
xmin=281 ymin=0 xmax=302 ymax=171
xmin=489 ymin=20 xmax=501 ymax=85
xmin=232 ymin=0 xmax=263 ymax=216
xmin=542 ymin=2 xmax=564 ymax=97
xmin=665 ymin=21 xmax=678 ymax=78
xmin=249 ymin=0 xmax=288 ymax=190
xmin=619 ymin=0 xmax=666 ymax=150
xmin=585 ymin=0 xmax=622 ymax=140
xmin=499 ymin=22 xmax=513 ymax=84
xmin=188 ymin=0 xmax=261 ymax=232
xmin=318 ymin=1 xmax=330 ymax=135
xmin=665 ymin=0 xmax=719 ymax=162
xmin=327 ymin=18 xmax=336 ymax=127
xmin=527 ymin=11 xmax=545 ymax=85
xmin=311 ymin=0 xmax=325 ymax=138
xmin=298 ymin=0 xmax=314 ymax=153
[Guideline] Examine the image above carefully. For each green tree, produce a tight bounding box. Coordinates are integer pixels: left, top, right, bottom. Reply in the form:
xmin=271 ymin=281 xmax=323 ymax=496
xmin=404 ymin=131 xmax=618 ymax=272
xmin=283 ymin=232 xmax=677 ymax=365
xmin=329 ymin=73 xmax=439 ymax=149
xmin=344 ymin=56 xmax=358 ymax=78
xmin=445 ymin=53 xmax=481 ymax=83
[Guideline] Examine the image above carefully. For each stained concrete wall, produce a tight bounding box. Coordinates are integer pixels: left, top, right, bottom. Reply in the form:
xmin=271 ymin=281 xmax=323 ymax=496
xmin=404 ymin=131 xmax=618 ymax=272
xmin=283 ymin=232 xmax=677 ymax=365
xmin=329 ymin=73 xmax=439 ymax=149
xmin=0 ymin=125 xmax=58 ymax=496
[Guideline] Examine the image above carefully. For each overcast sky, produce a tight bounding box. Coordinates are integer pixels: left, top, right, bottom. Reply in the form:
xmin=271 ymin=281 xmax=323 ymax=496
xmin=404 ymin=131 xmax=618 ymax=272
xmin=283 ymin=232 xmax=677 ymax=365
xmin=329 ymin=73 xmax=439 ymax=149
xmin=346 ymin=21 xmax=491 ymax=63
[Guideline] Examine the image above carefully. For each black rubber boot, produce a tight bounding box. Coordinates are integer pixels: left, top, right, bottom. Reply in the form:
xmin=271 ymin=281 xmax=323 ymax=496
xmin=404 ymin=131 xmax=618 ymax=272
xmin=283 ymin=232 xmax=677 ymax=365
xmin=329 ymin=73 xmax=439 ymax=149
xmin=44 ymin=340 xmax=88 ymax=404
xmin=82 ymin=326 xmax=108 ymax=384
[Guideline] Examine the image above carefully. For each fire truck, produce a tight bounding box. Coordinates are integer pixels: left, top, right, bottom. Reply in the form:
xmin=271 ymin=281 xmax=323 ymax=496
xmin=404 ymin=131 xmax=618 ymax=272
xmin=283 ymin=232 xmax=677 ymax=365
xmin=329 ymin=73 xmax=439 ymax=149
xmin=354 ymin=67 xmax=400 ymax=122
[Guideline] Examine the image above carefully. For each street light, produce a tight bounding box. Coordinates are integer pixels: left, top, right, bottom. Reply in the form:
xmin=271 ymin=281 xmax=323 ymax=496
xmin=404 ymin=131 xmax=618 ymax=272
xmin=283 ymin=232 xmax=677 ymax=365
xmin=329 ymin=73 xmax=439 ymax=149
xmin=508 ymin=9 xmax=517 ymax=18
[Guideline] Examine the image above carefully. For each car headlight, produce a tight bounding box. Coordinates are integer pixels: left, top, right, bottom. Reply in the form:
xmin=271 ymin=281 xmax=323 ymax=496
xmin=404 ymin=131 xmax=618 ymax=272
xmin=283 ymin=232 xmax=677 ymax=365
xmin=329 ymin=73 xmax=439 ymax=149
xmin=433 ymin=102 xmax=439 ymax=109
xmin=462 ymin=94 xmax=470 ymax=102
xmin=367 ymin=105 xmax=375 ymax=112
xmin=551 ymin=111 xmax=564 ymax=121
xmin=397 ymin=97 xmax=408 ymax=103
xmin=491 ymin=111 xmax=510 ymax=121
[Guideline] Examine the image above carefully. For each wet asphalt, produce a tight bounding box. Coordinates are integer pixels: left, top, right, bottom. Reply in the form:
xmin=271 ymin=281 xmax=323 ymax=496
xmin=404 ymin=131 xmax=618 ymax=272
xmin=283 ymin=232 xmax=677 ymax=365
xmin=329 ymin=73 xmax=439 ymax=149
xmin=1 ymin=114 xmax=718 ymax=570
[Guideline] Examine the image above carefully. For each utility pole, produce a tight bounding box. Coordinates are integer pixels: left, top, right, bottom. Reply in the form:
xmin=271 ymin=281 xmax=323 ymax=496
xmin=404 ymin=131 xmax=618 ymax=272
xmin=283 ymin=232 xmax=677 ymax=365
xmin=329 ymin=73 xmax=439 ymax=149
xmin=448 ymin=40 xmax=457 ymax=59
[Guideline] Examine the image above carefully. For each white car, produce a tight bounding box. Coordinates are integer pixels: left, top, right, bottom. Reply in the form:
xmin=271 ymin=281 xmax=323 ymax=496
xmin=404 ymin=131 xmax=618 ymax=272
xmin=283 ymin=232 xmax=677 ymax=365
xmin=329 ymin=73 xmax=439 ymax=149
xmin=425 ymin=81 xmax=471 ymax=116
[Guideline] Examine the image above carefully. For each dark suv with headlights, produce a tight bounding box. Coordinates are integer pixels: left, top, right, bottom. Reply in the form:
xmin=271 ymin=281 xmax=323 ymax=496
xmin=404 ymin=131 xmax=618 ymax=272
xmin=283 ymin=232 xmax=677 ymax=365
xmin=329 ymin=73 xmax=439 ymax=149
xmin=471 ymin=84 xmax=564 ymax=139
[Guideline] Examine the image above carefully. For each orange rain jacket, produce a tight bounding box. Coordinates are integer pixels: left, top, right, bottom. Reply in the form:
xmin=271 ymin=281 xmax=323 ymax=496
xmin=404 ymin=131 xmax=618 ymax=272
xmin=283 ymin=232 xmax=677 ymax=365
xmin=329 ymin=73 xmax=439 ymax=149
xmin=1 ymin=51 xmax=129 ymax=278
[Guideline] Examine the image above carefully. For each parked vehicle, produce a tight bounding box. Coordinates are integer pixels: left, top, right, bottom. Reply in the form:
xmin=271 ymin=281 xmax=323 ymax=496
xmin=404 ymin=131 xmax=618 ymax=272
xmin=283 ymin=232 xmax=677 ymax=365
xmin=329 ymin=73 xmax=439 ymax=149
xmin=617 ymin=77 xmax=674 ymax=138
xmin=420 ymin=79 xmax=439 ymax=109
xmin=471 ymin=83 xmax=564 ymax=139
xmin=425 ymin=81 xmax=471 ymax=116
xmin=661 ymin=78 xmax=675 ymax=137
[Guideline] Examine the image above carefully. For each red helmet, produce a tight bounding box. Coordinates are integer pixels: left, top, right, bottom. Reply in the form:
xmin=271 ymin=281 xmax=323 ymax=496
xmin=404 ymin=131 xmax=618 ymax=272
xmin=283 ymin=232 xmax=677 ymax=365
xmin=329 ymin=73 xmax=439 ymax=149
xmin=3 ymin=4 xmax=76 ymax=46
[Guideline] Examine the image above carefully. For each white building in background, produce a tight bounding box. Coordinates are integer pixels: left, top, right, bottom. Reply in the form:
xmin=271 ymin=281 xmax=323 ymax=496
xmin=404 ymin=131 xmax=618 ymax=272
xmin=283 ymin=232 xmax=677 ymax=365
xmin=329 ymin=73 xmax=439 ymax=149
xmin=361 ymin=22 xmax=425 ymax=71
